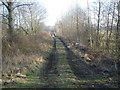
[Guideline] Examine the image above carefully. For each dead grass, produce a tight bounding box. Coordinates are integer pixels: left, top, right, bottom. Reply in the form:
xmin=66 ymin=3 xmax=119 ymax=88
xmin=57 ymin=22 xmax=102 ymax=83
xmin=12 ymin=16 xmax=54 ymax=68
xmin=2 ymin=30 xmax=52 ymax=85
xmin=64 ymin=39 xmax=118 ymax=77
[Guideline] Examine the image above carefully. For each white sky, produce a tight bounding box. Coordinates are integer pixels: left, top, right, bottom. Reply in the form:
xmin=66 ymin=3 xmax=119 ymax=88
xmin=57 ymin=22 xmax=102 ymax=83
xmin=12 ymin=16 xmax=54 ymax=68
xmin=1 ymin=0 xmax=117 ymax=26
xmin=40 ymin=0 xmax=75 ymax=26
xmin=36 ymin=0 xmax=96 ymax=26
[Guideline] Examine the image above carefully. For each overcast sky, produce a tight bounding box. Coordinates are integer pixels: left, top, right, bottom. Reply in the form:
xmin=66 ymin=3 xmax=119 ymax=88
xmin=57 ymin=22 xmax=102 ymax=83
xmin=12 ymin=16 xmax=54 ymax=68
xmin=39 ymin=0 xmax=97 ymax=26
xmin=9 ymin=0 xmax=96 ymax=26
xmin=1 ymin=0 xmax=118 ymax=26
xmin=1 ymin=0 xmax=95 ymax=26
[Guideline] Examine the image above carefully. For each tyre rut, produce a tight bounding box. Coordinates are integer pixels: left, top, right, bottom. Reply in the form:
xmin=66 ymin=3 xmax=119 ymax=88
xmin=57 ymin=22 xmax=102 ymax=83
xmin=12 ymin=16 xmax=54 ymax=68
xmin=58 ymin=37 xmax=110 ymax=88
xmin=42 ymin=38 xmax=59 ymax=88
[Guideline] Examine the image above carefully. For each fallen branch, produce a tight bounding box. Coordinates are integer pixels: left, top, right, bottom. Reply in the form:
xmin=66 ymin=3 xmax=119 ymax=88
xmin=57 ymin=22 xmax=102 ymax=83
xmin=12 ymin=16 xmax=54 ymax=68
xmin=16 ymin=73 xmax=27 ymax=78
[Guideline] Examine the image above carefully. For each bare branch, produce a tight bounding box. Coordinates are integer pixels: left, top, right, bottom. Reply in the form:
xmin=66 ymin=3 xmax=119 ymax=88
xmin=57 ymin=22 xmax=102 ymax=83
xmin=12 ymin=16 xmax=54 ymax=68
xmin=13 ymin=3 xmax=33 ymax=10
xmin=20 ymin=26 xmax=29 ymax=35
xmin=1 ymin=2 xmax=8 ymax=9
xmin=0 ymin=14 xmax=8 ymax=18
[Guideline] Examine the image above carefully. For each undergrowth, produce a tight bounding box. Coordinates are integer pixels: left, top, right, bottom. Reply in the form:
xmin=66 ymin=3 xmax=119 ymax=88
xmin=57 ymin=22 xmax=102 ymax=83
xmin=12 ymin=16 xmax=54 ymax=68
xmin=2 ymin=30 xmax=53 ymax=87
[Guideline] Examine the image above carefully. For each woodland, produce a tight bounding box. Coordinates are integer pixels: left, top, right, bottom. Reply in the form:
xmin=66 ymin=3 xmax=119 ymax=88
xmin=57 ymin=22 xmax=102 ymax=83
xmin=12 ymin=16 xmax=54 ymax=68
xmin=0 ymin=0 xmax=120 ymax=88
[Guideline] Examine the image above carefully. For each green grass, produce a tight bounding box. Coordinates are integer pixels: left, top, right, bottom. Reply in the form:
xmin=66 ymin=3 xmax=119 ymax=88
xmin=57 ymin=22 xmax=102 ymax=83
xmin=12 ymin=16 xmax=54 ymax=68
xmin=56 ymin=38 xmax=79 ymax=88
xmin=3 ymin=70 xmax=41 ymax=88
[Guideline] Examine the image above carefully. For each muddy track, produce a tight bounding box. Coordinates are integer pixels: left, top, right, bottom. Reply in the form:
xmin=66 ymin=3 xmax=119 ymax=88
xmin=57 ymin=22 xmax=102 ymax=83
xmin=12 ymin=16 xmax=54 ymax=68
xmin=42 ymin=38 xmax=59 ymax=88
xmin=3 ymin=37 xmax=118 ymax=88
xmin=58 ymin=37 xmax=92 ymax=77
xmin=42 ymin=37 xmax=117 ymax=88
xmin=58 ymin=37 xmax=110 ymax=88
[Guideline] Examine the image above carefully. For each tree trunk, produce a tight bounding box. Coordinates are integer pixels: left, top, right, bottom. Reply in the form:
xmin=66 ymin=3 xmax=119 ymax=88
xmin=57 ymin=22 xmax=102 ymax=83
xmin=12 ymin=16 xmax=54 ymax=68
xmin=7 ymin=2 xmax=14 ymax=40
xmin=116 ymin=1 xmax=120 ymax=82
xmin=109 ymin=2 xmax=115 ymax=40
xmin=96 ymin=1 xmax=101 ymax=47
xmin=106 ymin=3 xmax=111 ymax=52
xmin=116 ymin=1 xmax=120 ymax=55
xmin=76 ymin=2 xmax=79 ymax=42
xmin=8 ymin=8 xmax=13 ymax=34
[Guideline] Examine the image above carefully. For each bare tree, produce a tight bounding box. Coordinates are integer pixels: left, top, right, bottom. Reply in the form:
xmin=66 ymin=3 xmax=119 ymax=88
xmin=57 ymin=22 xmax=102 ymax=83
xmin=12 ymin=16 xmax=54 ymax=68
xmin=1 ymin=1 xmax=32 ymax=38
xmin=106 ymin=1 xmax=112 ymax=52
xmin=96 ymin=0 xmax=101 ymax=47
xmin=116 ymin=0 xmax=120 ymax=58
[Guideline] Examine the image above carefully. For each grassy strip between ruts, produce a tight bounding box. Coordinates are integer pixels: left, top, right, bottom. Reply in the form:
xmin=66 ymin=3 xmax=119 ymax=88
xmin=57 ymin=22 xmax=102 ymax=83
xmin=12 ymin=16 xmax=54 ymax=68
xmin=56 ymin=38 xmax=80 ymax=88
xmin=58 ymin=38 xmax=118 ymax=88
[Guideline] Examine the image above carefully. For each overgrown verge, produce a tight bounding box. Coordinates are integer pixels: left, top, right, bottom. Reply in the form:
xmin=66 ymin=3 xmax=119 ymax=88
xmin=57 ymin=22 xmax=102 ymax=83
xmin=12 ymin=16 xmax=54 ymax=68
xmin=2 ymin=31 xmax=52 ymax=88
xmin=59 ymin=37 xmax=118 ymax=88
xmin=62 ymin=38 xmax=118 ymax=75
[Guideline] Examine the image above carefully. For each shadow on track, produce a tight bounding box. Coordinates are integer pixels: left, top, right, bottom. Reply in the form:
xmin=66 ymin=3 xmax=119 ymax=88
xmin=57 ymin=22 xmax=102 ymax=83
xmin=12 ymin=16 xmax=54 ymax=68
xmin=42 ymin=38 xmax=59 ymax=88
xmin=58 ymin=37 xmax=110 ymax=88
